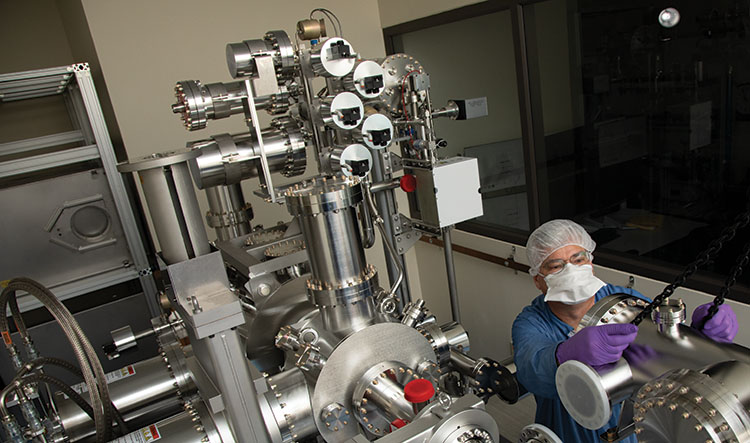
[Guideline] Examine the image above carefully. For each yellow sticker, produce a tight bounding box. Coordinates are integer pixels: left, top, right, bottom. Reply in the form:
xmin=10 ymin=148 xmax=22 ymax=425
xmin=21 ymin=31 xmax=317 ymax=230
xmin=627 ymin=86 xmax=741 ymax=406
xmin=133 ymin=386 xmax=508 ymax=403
xmin=0 ymin=280 xmax=8 ymax=289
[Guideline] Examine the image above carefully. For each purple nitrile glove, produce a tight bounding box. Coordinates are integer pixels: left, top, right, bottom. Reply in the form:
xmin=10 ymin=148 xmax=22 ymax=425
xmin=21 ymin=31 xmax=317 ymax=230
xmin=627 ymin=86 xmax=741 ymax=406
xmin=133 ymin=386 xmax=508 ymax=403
xmin=556 ymin=323 xmax=639 ymax=367
xmin=691 ymin=303 xmax=738 ymax=343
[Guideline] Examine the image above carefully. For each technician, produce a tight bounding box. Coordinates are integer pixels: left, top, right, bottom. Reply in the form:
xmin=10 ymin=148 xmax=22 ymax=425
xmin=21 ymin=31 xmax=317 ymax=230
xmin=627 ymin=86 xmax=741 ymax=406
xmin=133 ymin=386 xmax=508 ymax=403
xmin=512 ymin=219 xmax=739 ymax=442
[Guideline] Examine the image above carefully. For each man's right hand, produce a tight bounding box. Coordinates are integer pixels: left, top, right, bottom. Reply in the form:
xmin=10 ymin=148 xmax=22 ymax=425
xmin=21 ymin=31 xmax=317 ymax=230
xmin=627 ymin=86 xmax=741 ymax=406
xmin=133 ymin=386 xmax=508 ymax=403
xmin=556 ymin=323 xmax=638 ymax=367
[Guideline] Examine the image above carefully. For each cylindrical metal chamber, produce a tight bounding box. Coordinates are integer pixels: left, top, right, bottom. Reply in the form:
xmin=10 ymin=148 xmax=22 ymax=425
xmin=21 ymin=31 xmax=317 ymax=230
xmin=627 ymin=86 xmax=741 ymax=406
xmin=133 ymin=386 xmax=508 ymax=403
xmin=187 ymin=120 xmax=306 ymax=189
xmin=205 ymin=184 xmax=253 ymax=241
xmin=56 ymin=346 xmax=195 ymax=441
xmin=111 ymin=398 xmax=233 ymax=443
xmin=118 ymin=150 xmax=210 ymax=264
xmin=285 ymin=176 xmax=366 ymax=285
xmin=556 ymin=294 xmax=750 ymax=431
xmin=258 ymin=368 xmax=316 ymax=443
xmin=285 ymin=176 xmax=380 ymax=335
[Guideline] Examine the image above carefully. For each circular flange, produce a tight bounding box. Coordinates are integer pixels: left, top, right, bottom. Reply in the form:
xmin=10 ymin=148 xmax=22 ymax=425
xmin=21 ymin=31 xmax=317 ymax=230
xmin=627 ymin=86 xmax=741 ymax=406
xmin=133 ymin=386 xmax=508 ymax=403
xmin=634 ymin=366 xmax=750 ymax=442
xmin=311 ymin=322 xmax=437 ymax=442
xmin=264 ymin=239 xmax=305 ymax=258
xmin=577 ymin=294 xmax=647 ymax=331
xmin=245 ymin=227 xmax=286 ymax=246
xmin=519 ymin=423 xmax=563 ymax=443
xmin=555 ymin=360 xmax=612 ymax=430
xmin=306 ymin=265 xmax=378 ymax=306
xmin=429 ymin=408 xmax=500 ymax=443
xmin=351 ymin=361 xmax=423 ymax=437
xmin=380 ymin=53 xmax=427 ymax=114
xmin=284 ymin=175 xmax=363 ymax=216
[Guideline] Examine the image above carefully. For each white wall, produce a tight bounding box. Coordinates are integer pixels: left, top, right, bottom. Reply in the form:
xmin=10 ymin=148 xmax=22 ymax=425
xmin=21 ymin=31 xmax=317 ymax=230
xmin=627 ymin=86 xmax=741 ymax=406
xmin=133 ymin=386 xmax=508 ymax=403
xmin=378 ymin=0 xmax=484 ymax=28
xmin=418 ymin=230 xmax=750 ymax=362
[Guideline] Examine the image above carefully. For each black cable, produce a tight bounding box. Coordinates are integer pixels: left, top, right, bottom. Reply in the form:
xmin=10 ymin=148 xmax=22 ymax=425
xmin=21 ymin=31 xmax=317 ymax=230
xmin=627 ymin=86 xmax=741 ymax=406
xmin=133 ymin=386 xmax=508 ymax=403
xmin=0 ymin=279 xmax=113 ymax=441
xmin=14 ymin=373 xmax=96 ymax=422
xmin=694 ymin=239 xmax=750 ymax=330
xmin=631 ymin=208 xmax=750 ymax=325
xmin=24 ymin=357 xmax=129 ymax=433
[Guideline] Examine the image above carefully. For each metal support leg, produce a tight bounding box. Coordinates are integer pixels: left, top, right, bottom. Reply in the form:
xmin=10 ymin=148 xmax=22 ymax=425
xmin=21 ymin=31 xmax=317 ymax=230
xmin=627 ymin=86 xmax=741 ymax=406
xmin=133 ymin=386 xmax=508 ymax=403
xmin=442 ymin=227 xmax=460 ymax=323
xmin=371 ymin=151 xmax=411 ymax=305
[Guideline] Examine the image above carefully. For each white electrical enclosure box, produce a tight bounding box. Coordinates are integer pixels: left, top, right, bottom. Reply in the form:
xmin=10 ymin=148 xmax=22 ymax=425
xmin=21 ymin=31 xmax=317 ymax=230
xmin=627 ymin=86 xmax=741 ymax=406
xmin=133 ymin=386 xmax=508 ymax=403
xmin=413 ymin=156 xmax=483 ymax=228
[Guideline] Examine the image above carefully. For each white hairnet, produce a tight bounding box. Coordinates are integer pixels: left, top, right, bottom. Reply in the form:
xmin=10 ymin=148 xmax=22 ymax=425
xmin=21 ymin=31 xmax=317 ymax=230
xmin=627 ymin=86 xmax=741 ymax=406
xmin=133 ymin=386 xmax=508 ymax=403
xmin=526 ymin=219 xmax=596 ymax=276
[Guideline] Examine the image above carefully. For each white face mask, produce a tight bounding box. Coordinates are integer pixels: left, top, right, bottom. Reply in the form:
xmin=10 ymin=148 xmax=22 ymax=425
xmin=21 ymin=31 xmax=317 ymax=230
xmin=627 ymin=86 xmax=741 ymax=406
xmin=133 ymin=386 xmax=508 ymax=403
xmin=543 ymin=263 xmax=605 ymax=305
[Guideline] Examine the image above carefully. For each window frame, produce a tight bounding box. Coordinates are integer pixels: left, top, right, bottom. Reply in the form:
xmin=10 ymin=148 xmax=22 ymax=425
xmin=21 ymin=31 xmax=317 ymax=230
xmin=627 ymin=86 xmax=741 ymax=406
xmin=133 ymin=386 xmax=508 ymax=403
xmin=382 ymin=0 xmax=750 ymax=304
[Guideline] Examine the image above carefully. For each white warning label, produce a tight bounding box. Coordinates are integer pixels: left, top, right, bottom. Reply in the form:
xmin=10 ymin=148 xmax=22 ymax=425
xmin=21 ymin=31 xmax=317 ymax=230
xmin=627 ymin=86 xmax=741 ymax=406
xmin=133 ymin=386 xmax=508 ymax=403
xmin=111 ymin=424 xmax=162 ymax=442
xmin=64 ymin=365 xmax=136 ymax=398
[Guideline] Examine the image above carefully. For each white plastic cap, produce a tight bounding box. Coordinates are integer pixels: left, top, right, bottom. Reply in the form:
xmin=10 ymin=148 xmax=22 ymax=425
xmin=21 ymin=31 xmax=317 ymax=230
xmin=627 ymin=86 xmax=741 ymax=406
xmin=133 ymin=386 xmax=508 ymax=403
xmin=526 ymin=219 xmax=596 ymax=276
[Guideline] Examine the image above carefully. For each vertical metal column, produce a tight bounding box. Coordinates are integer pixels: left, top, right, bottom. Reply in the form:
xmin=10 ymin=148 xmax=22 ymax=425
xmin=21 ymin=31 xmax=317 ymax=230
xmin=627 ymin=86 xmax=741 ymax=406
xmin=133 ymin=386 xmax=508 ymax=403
xmin=72 ymin=64 xmax=161 ymax=315
xmin=442 ymin=227 xmax=460 ymax=323
xmin=371 ymin=150 xmax=412 ymax=305
xmin=205 ymin=184 xmax=252 ymax=241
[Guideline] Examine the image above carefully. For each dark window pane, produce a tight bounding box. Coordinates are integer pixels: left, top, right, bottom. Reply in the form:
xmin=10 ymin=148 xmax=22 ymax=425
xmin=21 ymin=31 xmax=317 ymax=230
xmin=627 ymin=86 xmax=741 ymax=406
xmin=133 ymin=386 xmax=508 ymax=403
xmin=528 ymin=0 xmax=750 ymax=289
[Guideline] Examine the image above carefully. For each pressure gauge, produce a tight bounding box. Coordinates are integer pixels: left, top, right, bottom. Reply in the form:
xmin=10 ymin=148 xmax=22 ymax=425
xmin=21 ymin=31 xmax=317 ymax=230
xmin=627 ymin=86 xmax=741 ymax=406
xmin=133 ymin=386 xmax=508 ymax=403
xmin=352 ymin=61 xmax=385 ymax=98
xmin=340 ymin=144 xmax=373 ymax=177
xmin=330 ymin=92 xmax=364 ymax=129
xmin=319 ymin=38 xmax=356 ymax=77
xmin=360 ymin=114 xmax=393 ymax=149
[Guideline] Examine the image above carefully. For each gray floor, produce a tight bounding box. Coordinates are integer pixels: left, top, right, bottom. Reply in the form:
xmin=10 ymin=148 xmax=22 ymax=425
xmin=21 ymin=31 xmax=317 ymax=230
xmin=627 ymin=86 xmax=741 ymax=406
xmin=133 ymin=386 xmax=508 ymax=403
xmin=486 ymin=394 xmax=537 ymax=442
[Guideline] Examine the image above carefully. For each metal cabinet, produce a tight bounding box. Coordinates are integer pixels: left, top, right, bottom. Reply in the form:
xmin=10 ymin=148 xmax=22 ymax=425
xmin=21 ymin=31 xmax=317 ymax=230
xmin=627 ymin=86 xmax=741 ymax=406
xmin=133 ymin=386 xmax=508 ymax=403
xmin=0 ymin=63 xmax=159 ymax=314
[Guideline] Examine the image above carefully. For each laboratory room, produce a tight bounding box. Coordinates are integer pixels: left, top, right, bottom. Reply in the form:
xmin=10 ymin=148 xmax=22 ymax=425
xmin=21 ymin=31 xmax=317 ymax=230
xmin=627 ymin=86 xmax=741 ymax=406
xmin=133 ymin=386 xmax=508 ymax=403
xmin=1 ymin=1 xmax=749 ymax=442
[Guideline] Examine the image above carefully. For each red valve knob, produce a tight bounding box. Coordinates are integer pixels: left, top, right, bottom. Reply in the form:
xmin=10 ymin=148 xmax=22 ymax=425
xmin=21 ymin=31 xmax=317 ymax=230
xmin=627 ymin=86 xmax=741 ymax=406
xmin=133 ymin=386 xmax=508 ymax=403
xmin=400 ymin=174 xmax=417 ymax=193
xmin=404 ymin=379 xmax=435 ymax=403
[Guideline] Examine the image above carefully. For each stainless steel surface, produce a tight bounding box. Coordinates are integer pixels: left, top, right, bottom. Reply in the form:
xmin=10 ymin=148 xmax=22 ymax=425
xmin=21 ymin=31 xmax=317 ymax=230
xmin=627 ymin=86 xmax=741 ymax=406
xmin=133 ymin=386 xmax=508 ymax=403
xmin=169 ymin=252 xmax=269 ymax=442
xmin=187 ymin=122 xmax=306 ymax=189
xmin=558 ymin=294 xmax=750 ymax=432
xmin=0 ymin=169 xmax=135 ymax=307
xmin=650 ymin=297 xmax=686 ymax=337
xmin=56 ymin=349 xmax=194 ymax=441
xmin=0 ymin=144 xmax=99 ymax=178
xmin=259 ymin=368 xmax=316 ymax=443
xmin=121 ymin=151 xmax=210 ymax=264
xmin=205 ymin=184 xmax=252 ymax=241
xmin=241 ymin=278 xmax=316 ymax=373
xmin=442 ymin=227 xmax=460 ymax=323
xmin=351 ymin=362 xmax=417 ymax=432
xmin=312 ymin=322 xmax=437 ymax=442
xmin=518 ymin=423 xmax=562 ymax=443
xmin=634 ymin=365 xmax=750 ymax=442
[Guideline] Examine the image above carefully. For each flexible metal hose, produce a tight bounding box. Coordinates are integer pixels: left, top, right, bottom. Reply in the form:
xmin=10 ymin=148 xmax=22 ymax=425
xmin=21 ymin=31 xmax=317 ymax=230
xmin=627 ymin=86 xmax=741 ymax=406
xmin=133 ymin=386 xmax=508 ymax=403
xmin=25 ymin=357 xmax=128 ymax=433
xmin=0 ymin=278 xmax=114 ymax=441
xmin=0 ymin=373 xmax=96 ymax=422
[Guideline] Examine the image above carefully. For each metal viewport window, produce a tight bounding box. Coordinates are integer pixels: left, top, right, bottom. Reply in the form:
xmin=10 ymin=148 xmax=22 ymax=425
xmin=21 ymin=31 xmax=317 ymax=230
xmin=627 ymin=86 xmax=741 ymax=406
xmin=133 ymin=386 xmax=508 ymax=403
xmin=383 ymin=0 xmax=750 ymax=304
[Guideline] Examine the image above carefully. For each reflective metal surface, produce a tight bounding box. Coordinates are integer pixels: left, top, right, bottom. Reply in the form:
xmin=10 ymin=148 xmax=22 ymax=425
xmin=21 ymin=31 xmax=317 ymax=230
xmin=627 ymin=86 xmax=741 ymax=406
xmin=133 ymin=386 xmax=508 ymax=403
xmin=56 ymin=348 xmax=194 ymax=441
xmin=205 ymin=184 xmax=252 ymax=241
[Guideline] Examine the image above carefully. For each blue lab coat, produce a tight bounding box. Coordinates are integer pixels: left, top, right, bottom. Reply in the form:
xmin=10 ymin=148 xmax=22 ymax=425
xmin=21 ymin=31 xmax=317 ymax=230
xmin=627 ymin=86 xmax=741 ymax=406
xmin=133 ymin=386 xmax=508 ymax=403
xmin=512 ymin=284 xmax=647 ymax=443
